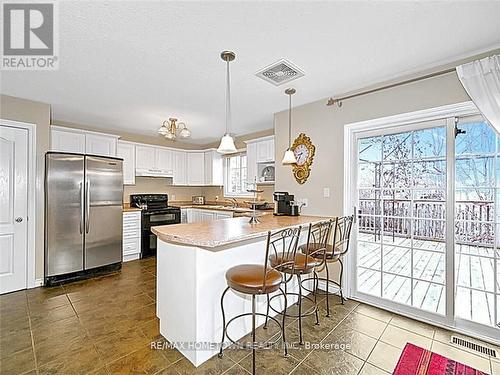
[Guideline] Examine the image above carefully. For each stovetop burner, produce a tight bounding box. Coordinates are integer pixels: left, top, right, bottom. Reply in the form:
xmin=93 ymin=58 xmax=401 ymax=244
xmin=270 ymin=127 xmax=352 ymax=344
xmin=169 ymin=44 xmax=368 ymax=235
xmin=130 ymin=194 xmax=175 ymax=211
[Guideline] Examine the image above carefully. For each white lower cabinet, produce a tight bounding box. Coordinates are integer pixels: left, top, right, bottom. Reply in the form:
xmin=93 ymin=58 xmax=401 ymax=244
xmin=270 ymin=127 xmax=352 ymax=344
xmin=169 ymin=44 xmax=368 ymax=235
xmin=123 ymin=211 xmax=141 ymax=262
xmin=182 ymin=208 xmax=233 ymax=224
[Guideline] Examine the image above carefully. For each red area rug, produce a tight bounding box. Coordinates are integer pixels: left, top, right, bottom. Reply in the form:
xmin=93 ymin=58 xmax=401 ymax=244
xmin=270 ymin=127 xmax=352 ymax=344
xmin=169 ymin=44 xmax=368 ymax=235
xmin=393 ymin=343 xmax=488 ymax=375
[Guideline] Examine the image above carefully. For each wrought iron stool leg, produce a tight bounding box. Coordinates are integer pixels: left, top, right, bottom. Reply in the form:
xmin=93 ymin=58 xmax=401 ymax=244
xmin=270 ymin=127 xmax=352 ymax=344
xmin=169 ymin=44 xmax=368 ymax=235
xmin=279 ymin=287 xmax=288 ymax=357
xmin=339 ymin=258 xmax=345 ymax=305
xmin=297 ymin=274 xmax=304 ymax=345
xmin=218 ymin=286 xmax=230 ymax=358
xmin=313 ymin=271 xmax=320 ymax=325
xmin=251 ymin=294 xmax=256 ymax=375
xmin=325 ymin=265 xmax=331 ymax=317
xmin=263 ymin=293 xmax=270 ymax=329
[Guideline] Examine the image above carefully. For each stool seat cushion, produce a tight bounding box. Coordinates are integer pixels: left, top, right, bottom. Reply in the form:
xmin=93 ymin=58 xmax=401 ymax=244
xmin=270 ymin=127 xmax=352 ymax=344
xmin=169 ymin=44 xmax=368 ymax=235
xmin=269 ymin=252 xmax=322 ymax=274
xmin=226 ymin=264 xmax=282 ymax=295
xmin=298 ymin=243 xmax=341 ymax=262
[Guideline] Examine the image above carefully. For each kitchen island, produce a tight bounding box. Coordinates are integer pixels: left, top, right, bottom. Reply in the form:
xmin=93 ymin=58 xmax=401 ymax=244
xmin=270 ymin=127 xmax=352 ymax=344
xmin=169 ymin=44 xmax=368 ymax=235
xmin=151 ymin=215 xmax=331 ymax=367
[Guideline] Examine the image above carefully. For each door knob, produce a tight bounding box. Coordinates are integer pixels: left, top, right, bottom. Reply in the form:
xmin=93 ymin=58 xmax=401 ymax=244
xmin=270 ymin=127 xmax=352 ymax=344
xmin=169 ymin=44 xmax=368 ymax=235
xmin=15 ymin=217 xmax=23 ymax=223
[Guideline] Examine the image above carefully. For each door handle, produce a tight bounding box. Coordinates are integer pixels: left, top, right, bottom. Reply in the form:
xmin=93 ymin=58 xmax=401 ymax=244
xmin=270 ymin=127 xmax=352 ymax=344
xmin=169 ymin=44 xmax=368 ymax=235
xmin=79 ymin=182 xmax=84 ymax=234
xmin=15 ymin=217 xmax=23 ymax=223
xmin=85 ymin=180 xmax=90 ymax=233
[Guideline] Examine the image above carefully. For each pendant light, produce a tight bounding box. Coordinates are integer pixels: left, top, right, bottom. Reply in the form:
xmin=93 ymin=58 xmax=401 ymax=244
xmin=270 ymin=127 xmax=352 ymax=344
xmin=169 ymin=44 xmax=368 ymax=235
xmin=217 ymin=51 xmax=238 ymax=154
xmin=282 ymin=88 xmax=297 ymax=165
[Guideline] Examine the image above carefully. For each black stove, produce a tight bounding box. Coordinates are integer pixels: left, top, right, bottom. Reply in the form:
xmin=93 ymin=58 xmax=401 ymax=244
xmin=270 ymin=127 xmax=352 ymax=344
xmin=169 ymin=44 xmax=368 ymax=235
xmin=130 ymin=194 xmax=181 ymax=258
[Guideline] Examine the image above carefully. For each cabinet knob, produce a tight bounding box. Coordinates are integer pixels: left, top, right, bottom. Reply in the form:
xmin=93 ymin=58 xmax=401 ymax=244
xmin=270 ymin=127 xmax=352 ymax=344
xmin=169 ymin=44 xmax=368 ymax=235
xmin=15 ymin=217 xmax=23 ymax=223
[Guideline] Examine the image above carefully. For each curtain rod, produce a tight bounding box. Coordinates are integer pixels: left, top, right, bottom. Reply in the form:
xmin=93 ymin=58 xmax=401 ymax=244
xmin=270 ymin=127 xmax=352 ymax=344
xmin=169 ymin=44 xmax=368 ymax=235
xmin=326 ymin=67 xmax=457 ymax=107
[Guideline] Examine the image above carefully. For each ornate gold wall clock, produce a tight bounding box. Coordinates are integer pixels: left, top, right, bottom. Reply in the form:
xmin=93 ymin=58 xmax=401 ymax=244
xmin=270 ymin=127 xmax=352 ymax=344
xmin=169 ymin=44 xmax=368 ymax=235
xmin=291 ymin=133 xmax=315 ymax=184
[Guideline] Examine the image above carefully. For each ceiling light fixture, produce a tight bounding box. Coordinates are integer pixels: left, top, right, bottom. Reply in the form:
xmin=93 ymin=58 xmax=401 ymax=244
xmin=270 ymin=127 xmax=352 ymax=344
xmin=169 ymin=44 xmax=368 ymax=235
xmin=158 ymin=118 xmax=191 ymax=140
xmin=282 ymin=88 xmax=297 ymax=165
xmin=217 ymin=51 xmax=237 ymax=154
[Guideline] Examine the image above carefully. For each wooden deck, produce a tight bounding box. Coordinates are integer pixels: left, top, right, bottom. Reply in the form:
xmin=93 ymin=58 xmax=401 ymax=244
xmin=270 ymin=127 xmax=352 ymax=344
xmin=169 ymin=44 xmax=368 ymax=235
xmin=357 ymin=232 xmax=499 ymax=327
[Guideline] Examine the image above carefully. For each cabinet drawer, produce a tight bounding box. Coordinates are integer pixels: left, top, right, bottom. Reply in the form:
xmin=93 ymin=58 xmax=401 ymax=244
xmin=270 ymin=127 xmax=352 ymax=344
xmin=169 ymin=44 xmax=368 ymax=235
xmin=123 ymin=238 xmax=140 ymax=255
xmin=123 ymin=221 xmax=140 ymax=229
xmin=123 ymin=227 xmax=141 ymax=238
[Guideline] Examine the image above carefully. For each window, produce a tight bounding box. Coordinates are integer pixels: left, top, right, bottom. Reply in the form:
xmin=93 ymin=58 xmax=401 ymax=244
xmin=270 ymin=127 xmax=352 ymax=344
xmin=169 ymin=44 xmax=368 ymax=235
xmin=224 ymin=153 xmax=252 ymax=197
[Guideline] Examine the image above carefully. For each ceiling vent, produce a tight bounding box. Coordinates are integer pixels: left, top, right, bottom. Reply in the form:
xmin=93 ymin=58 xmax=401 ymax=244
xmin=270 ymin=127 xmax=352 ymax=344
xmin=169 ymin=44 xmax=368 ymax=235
xmin=255 ymin=59 xmax=305 ymax=86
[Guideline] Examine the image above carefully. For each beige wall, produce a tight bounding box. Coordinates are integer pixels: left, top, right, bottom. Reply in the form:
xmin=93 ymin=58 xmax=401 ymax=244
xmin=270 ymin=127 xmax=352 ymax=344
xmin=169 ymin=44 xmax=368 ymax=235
xmin=202 ymin=184 xmax=274 ymax=204
xmin=1 ymin=94 xmax=51 ymax=281
xmin=274 ymin=71 xmax=471 ymax=217
xmin=123 ymin=177 xmax=203 ymax=202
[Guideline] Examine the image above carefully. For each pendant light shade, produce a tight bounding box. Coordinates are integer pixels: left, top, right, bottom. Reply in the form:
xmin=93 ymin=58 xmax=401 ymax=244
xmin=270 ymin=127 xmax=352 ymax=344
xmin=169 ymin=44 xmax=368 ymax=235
xmin=217 ymin=134 xmax=237 ymax=154
xmin=282 ymin=88 xmax=297 ymax=165
xmin=217 ymin=51 xmax=237 ymax=154
xmin=282 ymin=149 xmax=297 ymax=164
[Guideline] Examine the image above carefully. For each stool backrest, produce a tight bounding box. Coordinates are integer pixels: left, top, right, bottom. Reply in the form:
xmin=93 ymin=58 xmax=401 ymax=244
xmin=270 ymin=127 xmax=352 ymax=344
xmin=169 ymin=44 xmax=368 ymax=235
xmin=332 ymin=215 xmax=354 ymax=256
xmin=262 ymin=226 xmax=302 ymax=290
xmin=304 ymin=219 xmax=334 ymax=263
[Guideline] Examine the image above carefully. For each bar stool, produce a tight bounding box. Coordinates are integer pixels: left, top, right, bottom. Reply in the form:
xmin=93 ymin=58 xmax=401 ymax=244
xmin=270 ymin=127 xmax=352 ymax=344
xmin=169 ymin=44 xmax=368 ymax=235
xmin=218 ymin=227 xmax=301 ymax=375
xmin=299 ymin=215 xmax=354 ymax=317
xmin=266 ymin=219 xmax=333 ymax=345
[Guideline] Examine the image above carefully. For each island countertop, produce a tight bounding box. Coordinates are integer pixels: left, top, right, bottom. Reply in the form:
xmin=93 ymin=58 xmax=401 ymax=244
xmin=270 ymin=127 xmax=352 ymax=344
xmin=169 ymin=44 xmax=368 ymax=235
xmin=151 ymin=214 xmax=332 ymax=249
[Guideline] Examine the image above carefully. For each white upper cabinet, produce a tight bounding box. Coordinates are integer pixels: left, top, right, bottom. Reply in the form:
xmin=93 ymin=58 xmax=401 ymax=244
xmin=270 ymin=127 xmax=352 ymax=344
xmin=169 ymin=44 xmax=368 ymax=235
xmin=50 ymin=126 xmax=118 ymax=157
xmin=156 ymin=148 xmax=173 ymax=175
xmin=186 ymin=152 xmax=205 ymax=185
xmin=51 ymin=128 xmax=86 ymax=154
xmin=246 ymin=142 xmax=258 ymax=184
xmin=117 ymin=141 xmax=136 ymax=185
xmin=245 ymin=136 xmax=275 ymax=184
xmin=135 ymin=145 xmax=156 ymax=171
xmin=256 ymin=138 xmax=275 ymax=163
xmin=85 ymin=133 xmax=118 ymax=157
xmin=173 ymin=150 xmax=187 ymax=185
xmin=204 ymin=150 xmax=223 ymax=186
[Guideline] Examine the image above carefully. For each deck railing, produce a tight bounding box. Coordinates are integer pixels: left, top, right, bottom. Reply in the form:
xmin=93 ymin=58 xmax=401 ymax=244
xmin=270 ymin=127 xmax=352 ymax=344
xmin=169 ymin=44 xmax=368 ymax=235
xmin=359 ymin=198 xmax=494 ymax=246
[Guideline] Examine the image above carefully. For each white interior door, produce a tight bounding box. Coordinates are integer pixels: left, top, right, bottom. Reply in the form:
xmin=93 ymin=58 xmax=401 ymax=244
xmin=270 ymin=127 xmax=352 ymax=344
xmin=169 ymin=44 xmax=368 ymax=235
xmin=0 ymin=126 xmax=29 ymax=294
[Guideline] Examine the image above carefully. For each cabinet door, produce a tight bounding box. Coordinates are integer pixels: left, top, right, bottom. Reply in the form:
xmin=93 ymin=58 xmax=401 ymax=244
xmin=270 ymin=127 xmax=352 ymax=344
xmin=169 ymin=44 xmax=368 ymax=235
xmin=246 ymin=142 xmax=258 ymax=184
xmin=204 ymin=151 xmax=213 ymax=185
xmin=256 ymin=140 xmax=270 ymax=163
xmin=85 ymin=134 xmax=117 ymax=157
xmin=173 ymin=151 xmax=187 ymax=185
xmin=186 ymin=152 xmax=205 ymax=185
xmin=156 ymin=148 xmax=173 ymax=175
xmin=136 ymin=145 xmax=156 ymax=171
xmin=200 ymin=211 xmax=215 ymax=222
xmin=204 ymin=151 xmax=223 ymax=186
xmin=51 ymin=129 xmax=85 ymax=153
xmin=117 ymin=142 xmax=136 ymax=185
xmin=267 ymin=138 xmax=275 ymax=162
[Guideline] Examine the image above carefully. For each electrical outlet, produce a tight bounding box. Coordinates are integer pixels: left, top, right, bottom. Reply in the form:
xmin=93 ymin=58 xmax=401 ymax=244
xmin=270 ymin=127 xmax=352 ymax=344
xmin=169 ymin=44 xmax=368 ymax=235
xmin=171 ymin=194 xmax=176 ymax=201
xmin=323 ymin=187 xmax=330 ymax=198
xmin=297 ymin=198 xmax=308 ymax=208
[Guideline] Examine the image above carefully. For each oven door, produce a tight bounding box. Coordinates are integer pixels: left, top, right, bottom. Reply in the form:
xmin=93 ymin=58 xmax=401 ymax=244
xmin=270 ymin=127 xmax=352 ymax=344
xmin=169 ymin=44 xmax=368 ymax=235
xmin=142 ymin=211 xmax=180 ymax=257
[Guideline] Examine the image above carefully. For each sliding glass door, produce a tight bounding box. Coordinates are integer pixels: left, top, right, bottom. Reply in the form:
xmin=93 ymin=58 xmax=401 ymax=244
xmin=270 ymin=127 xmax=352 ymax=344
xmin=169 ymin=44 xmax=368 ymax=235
xmin=454 ymin=116 xmax=500 ymax=330
xmin=356 ymin=121 xmax=447 ymax=315
xmin=350 ymin=107 xmax=500 ymax=342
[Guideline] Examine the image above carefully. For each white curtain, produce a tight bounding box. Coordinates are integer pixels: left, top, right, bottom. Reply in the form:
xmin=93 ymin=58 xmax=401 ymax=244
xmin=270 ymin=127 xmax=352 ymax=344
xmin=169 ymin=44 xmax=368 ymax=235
xmin=456 ymin=55 xmax=500 ymax=133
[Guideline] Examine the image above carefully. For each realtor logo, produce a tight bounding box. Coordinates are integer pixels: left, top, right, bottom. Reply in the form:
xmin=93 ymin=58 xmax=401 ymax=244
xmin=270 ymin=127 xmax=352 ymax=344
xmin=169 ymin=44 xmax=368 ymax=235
xmin=2 ymin=2 xmax=59 ymax=70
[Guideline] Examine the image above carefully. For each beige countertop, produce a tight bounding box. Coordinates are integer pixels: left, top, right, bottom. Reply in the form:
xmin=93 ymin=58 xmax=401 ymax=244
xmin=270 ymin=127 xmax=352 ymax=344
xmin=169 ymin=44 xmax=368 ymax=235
xmin=151 ymin=215 xmax=333 ymax=249
xmin=171 ymin=203 xmax=273 ymax=215
xmin=123 ymin=206 xmax=142 ymax=212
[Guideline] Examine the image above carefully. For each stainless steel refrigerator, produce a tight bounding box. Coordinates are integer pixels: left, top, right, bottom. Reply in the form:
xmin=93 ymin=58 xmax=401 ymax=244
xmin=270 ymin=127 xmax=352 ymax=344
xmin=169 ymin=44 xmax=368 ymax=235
xmin=45 ymin=153 xmax=123 ymax=283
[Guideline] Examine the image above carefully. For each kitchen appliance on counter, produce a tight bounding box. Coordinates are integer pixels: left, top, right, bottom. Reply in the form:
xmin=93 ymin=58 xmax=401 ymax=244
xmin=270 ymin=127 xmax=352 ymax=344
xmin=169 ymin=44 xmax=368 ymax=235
xmin=273 ymin=191 xmax=295 ymax=216
xmin=45 ymin=153 xmax=123 ymax=285
xmin=192 ymin=196 xmax=205 ymax=205
xmin=130 ymin=194 xmax=181 ymax=258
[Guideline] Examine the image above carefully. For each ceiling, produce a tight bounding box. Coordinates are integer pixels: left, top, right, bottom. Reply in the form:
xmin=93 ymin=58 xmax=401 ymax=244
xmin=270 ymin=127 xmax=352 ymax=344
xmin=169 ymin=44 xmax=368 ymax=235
xmin=2 ymin=1 xmax=500 ymax=145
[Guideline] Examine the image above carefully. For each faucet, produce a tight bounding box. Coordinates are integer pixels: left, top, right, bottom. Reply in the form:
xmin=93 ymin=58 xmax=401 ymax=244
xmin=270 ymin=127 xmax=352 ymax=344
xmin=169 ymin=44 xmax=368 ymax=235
xmin=225 ymin=198 xmax=238 ymax=208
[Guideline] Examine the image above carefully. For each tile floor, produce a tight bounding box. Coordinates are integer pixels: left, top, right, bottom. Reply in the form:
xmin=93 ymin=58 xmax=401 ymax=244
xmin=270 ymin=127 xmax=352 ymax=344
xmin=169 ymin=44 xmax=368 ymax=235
xmin=1 ymin=257 xmax=499 ymax=375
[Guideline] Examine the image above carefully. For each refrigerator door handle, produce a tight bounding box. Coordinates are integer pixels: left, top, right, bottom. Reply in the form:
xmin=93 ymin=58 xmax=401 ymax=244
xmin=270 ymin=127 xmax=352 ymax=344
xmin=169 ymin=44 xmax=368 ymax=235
xmin=85 ymin=180 xmax=90 ymax=234
xmin=79 ymin=182 xmax=84 ymax=234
